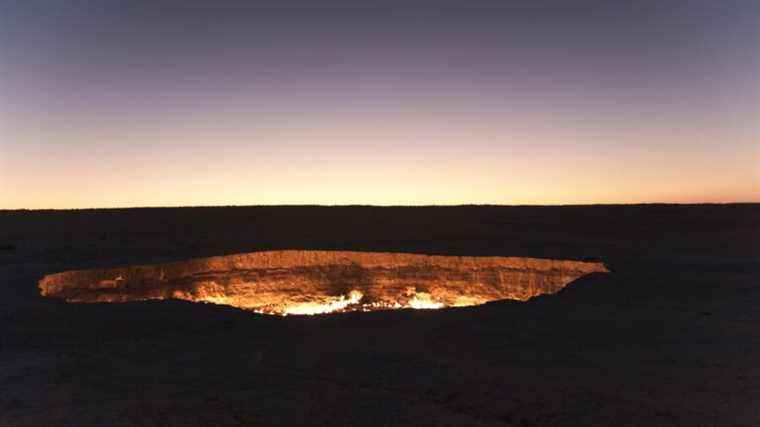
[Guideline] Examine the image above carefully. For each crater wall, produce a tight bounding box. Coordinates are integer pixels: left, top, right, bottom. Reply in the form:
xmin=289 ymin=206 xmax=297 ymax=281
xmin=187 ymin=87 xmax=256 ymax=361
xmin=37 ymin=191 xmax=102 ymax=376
xmin=39 ymin=250 xmax=609 ymax=314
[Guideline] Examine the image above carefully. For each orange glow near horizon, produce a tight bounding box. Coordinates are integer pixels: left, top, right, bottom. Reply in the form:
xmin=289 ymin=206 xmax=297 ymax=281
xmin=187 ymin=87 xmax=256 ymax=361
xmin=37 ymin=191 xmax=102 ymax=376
xmin=2 ymin=117 xmax=758 ymax=209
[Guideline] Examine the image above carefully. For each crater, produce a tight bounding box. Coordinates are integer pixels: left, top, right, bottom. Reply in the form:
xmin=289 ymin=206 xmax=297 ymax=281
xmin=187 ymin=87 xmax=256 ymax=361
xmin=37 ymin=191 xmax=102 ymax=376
xmin=39 ymin=250 xmax=608 ymax=315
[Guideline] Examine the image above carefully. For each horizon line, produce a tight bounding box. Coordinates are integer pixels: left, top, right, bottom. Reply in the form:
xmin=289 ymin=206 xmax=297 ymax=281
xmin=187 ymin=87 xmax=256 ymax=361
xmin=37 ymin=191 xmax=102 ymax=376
xmin=2 ymin=201 xmax=759 ymax=212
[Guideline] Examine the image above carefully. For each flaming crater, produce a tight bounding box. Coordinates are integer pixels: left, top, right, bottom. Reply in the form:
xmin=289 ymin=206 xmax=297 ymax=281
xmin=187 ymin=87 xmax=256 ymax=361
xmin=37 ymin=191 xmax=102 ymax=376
xmin=38 ymin=250 xmax=608 ymax=315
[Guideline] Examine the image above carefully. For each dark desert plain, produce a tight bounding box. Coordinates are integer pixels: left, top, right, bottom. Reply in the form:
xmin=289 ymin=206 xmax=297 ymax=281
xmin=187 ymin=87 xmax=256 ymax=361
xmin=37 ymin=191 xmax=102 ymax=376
xmin=0 ymin=204 xmax=758 ymax=426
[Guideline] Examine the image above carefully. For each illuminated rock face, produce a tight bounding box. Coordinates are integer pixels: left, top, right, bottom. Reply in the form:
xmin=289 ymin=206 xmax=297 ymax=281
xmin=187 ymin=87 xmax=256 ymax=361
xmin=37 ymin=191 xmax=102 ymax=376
xmin=39 ymin=251 xmax=608 ymax=315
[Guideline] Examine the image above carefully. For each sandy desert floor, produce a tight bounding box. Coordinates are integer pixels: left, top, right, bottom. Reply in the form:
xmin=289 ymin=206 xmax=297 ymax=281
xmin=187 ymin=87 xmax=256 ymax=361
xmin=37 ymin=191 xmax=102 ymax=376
xmin=1 ymin=204 xmax=758 ymax=426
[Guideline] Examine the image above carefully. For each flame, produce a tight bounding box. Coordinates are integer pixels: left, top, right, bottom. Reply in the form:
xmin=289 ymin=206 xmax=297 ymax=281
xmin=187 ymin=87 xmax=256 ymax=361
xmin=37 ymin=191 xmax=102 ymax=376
xmin=281 ymin=290 xmax=364 ymax=316
xmin=263 ymin=289 xmax=452 ymax=316
xmin=407 ymin=292 xmax=444 ymax=309
xmin=212 ymin=288 xmax=460 ymax=316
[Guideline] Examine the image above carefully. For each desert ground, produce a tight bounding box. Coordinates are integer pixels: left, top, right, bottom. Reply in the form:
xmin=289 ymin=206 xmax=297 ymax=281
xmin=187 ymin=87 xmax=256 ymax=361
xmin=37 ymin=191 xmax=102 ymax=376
xmin=1 ymin=204 xmax=758 ymax=426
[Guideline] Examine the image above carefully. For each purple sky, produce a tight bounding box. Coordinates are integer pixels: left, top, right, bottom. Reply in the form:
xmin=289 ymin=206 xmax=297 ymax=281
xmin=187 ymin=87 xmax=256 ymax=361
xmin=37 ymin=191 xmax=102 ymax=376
xmin=1 ymin=1 xmax=758 ymax=208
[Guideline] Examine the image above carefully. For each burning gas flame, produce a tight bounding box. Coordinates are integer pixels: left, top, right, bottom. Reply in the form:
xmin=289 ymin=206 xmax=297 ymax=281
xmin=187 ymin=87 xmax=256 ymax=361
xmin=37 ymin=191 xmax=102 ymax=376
xmin=248 ymin=289 xmax=451 ymax=316
xmin=407 ymin=293 xmax=444 ymax=310
xmin=281 ymin=290 xmax=365 ymax=316
xmin=162 ymin=286 xmax=457 ymax=316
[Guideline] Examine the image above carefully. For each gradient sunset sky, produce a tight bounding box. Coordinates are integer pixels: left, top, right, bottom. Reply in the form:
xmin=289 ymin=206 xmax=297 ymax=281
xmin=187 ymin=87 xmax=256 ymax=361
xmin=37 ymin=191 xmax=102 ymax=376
xmin=1 ymin=1 xmax=758 ymax=209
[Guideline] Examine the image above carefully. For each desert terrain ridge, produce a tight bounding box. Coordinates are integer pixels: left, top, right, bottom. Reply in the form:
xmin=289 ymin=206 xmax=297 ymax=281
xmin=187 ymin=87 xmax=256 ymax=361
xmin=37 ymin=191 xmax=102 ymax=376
xmin=1 ymin=204 xmax=758 ymax=426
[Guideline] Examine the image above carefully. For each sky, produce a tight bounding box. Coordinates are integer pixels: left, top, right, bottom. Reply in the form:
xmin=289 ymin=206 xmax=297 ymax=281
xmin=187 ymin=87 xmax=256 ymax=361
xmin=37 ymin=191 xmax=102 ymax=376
xmin=1 ymin=0 xmax=758 ymax=208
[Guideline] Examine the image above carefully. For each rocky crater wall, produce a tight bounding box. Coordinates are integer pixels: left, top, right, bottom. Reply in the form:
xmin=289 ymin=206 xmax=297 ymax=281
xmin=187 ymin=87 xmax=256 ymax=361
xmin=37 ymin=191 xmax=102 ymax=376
xmin=39 ymin=250 xmax=609 ymax=314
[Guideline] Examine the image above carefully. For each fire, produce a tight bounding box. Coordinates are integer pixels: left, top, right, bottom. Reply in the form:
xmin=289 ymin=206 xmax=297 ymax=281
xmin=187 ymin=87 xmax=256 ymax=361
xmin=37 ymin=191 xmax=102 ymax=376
xmin=250 ymin=289 xmax=451 ymax=316
xmin=281 ymin=290 xmax=364 ymax=316
xmin=407 ymin=293 xmax=444 ymax=310
xmin=161 ymin=286 xmax=456 ymax=316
